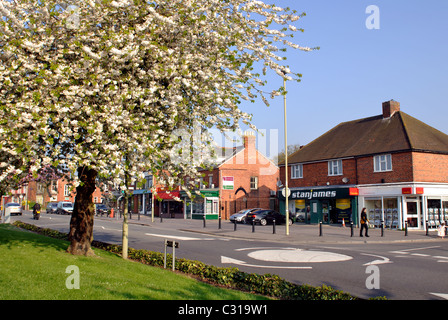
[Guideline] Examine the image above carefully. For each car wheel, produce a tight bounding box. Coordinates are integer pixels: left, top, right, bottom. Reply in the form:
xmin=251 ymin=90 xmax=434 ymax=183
xmin=288 ymin=218 xmax=293 ymax=226
xmin=260 ymin=219 xmax=267 ymax=226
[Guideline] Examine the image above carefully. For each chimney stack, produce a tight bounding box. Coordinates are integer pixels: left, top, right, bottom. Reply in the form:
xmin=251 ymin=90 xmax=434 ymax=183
xmin=243 ymin=130 xmax=256 ymax=150
xmin=382 ymin=100 xmax=400 ymax=118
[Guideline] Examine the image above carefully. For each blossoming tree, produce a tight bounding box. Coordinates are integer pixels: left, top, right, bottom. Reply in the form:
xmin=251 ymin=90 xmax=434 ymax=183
xmin=0 ymin=0 xmax=315 ymax=255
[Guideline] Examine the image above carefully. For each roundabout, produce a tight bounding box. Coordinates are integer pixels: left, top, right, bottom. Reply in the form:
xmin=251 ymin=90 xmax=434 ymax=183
xmin=248 ymin=248 xmax=353 ymax=263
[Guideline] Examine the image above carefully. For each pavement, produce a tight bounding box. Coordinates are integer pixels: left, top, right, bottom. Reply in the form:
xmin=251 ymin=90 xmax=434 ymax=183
xmin=118 ymin=213 xmax=446 ymax=245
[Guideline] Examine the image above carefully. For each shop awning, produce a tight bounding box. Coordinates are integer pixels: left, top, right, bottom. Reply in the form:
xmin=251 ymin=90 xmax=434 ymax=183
xmin=155 ymin=191 xmax=180 ymax=200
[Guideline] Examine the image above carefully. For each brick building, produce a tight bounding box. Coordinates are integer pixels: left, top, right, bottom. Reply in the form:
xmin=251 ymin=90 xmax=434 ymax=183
xmin=280 ymin=100 xmax=448 ymax=231
xmin=143 ymin=131 xmax=279 ymax=220
xmin=5 ymin=178 xmax=105 ymax=210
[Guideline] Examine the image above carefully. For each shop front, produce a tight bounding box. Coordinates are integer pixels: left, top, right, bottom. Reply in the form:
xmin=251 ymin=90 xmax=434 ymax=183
xmin=279 ymin=186 xmax=359 ymax=225
xmin=182 ymin=189 xmax=220 ymax=220
xmin=155 ymin=188 xmax=183 ymax=218
xmin=358 ymin=183 xmax=448 ymax=231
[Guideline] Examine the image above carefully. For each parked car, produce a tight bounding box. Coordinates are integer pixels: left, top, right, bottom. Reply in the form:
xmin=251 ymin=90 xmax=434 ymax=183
xmin=56 ymin=201 xmax=74 ymax=215
xmin=4 ymin=202 xmax=22 ymax=216
xmin=246 ymin=209 xmax=293 ymax=226
xmin=95 ymin=203 xmax=111 ymax=216
xmin=230 ymin=208 xmax=263 ymax=224
xmin=46 ymin=202 xmax=59 ymax=214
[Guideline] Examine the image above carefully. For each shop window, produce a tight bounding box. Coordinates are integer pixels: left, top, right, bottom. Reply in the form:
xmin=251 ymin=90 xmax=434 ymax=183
xmin=328 ymin=160 xmax=343 ymax=176
xmin=374 ymin=154 xmax=392 ymax=172
xmin=365 ymin=198 xmax=399 ymax=228
xmin=291 ymin=164 xmax=303 ymax=179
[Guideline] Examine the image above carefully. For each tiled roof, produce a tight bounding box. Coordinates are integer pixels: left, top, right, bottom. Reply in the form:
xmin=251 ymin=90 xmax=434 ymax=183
xmin=283 ymin=111 xmax=448 ymax=165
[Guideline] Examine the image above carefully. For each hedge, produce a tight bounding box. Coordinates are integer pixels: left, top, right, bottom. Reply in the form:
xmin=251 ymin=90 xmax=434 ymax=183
xmin=12 ymin=220 xmax=361 ymax=300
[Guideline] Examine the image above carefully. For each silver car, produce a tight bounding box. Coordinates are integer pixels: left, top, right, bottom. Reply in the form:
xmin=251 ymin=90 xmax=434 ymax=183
xmin=229 ymin=208 xmax=263 ymax=224
xmin=4 ymin=202 xmax=22 ymax=216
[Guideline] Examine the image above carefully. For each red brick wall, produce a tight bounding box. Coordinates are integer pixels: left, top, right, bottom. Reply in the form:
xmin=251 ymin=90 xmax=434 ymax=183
xmin=219 ymin=135 xmax=279 ymax=218
xmin=412 ymin=152 xmax=448 ymax=182
xmin=283 ymin=151 xmax=448 ymax=187
xmin=357 ymin=152 xmax=413 ymax=184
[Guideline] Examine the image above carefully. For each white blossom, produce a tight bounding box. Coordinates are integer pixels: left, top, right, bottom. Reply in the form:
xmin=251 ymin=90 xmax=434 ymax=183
xmin=0 ymin=0 xmax=315 ymax=191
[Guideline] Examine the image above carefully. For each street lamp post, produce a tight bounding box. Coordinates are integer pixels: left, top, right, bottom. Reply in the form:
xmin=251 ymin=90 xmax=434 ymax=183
xmin=283 ymin=76 xmax=289 ymax=236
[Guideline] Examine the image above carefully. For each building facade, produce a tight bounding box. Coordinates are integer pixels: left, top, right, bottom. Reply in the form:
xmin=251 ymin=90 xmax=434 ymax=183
xmin=280 ymin=100 xmax=448 ymax=230
xmin=133 ymin=131 xmax=279 ymax=220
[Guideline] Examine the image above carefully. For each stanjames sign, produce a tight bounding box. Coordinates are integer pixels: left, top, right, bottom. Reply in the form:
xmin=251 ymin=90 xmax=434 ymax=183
xmin=291 ymin=190 xmax=337 ymax=200
xmin=279 ymin=187 xmax=358 ymax=200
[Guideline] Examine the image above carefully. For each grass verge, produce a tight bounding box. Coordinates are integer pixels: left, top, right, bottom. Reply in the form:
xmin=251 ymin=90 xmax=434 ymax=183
xmin=0 ymin=224 xmax=267 ymax=300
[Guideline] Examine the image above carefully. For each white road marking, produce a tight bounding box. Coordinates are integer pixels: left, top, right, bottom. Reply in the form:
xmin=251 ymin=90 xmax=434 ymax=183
xmin=429 ymin=293 xmax=448 ymax=300
xmin=411 ymin=253 xmax=430 ymax=257
xmin=433 ymin=256 xmax=448 ymax=260
xmin=248 ymin=249 xmax=353 ymax=263
xmin=145 ymin=233 xmax=216 ymax=241
xmin=220 ymin=256 xmax=312 ymax=270
xmin=362 ymin=253 xmax=392 ymax=266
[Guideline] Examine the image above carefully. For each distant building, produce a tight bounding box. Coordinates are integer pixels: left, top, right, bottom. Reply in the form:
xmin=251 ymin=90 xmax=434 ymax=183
xmin=130 ymin=131 xmax=279 ymax=220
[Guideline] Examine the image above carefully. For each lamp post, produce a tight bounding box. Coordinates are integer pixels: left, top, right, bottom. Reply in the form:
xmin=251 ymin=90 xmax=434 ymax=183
xmin=283 ymin=76 xmax=289 ymax=236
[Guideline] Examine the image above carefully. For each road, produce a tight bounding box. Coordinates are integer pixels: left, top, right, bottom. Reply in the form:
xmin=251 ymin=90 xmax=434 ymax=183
xmin=10 ymin=211 xmax=448 ymax=300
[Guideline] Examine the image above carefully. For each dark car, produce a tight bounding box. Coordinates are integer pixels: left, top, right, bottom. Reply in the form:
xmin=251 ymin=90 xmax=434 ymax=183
xmin=246 ymin=209 xmax=293 ymax=226
xmin=46 ymin=202 xmax=59 ymax=214
xmin=95 ymin=203 xmax=111 ymax=216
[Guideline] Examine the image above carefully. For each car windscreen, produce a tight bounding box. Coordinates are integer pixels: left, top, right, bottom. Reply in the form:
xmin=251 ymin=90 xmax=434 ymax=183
xmin=62 ymin=203 xmax=73 ymax=208
xmin=7 ymin=203 xmax=20 ymax=207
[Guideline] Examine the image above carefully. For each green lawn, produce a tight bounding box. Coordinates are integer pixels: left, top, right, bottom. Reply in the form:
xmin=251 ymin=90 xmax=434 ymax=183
xmin=0 ymin=224 xmax=267 ymax=300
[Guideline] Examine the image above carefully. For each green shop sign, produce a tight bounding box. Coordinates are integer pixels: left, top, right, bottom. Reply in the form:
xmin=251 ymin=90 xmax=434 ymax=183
xmin=180 ymin=189 xmax=219 ymax=198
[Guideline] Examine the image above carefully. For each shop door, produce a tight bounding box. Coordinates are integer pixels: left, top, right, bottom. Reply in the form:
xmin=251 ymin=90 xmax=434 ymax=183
xmin=310 ymin=200 xmax=321 ymax=224
xmin=406 ymin=200 xmax=422 ymax=229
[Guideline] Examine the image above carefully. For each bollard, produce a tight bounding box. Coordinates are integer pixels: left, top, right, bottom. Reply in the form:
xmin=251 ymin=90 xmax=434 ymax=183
xmin=381 ymin=220 xmax=384 ymax=237
xmin=218 ymin=216 xmax=221 ymax=229
xmin=160 ymin=213 xmax=163 ymax=223
xmin=426 ymin=221 xmax=429 ymax=236
xmin=405 ymin=221 xmax=408 ymax=236
xmin=252 ymin=219 xmax=255 ymax=233
xmin=234 ymin=219 xmax=237 ymax=231
xmin=319 ymin=221 xmax=323 ymax=237
xmin=203 ymin=215 xmax=206 ymax=228
xmin=350 ymin=222 xmax=354 ymax=237
xmin=273 ymin=219 xmax=276 ymax=234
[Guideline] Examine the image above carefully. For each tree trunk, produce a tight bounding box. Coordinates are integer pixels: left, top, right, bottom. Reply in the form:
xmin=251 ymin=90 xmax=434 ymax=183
xmin=67 ymin=166 xmax=97 ymax=256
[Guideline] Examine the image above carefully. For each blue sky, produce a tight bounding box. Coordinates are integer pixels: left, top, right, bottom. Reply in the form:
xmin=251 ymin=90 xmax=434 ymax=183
xmin=235 ymin=0 xmax=448 ymax=156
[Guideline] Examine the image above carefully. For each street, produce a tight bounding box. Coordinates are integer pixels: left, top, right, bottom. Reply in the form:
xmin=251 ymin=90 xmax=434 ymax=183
xmin=10 ymin=211 xmax=448 ymax=300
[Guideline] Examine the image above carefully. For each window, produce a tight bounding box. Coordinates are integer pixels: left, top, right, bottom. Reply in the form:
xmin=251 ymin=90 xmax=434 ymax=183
xmin=208 ymin=175 xmax=213 ymax=188
xmin=64 ymin=184 xmax=70 ymax=197
xmin=328 ymin=160 xmax=343 ymax=176
xmin=250 ymin=176 xmax=258 ymax=190
xmin=291 ymin=164 xmax=303 ymax=179
xmin=374 ymin=154 xmax=392 ymax=172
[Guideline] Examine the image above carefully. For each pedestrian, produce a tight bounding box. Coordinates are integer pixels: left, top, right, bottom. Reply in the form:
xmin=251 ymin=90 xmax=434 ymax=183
xmin=360 ymin=207 xmax=369 ymax=237
xmin=437 ymin=222 xmax=446 ymax=239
